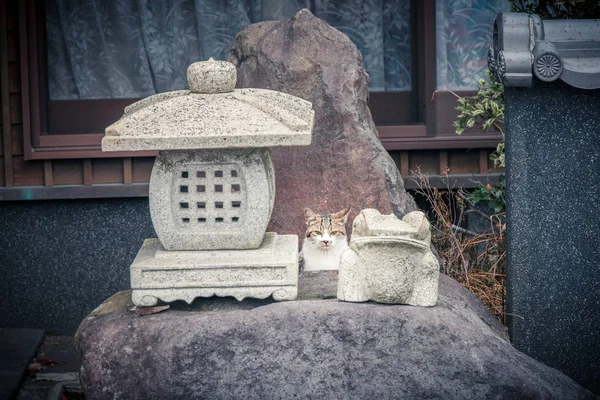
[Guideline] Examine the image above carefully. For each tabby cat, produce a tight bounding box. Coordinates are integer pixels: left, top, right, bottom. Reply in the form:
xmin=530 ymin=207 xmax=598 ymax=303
xmin=301 ymin=207 xmax=351 ymax=271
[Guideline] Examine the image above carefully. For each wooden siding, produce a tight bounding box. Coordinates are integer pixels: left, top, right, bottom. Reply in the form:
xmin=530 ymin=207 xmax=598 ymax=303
xmin=388 ymin=149 xmax=502 ymax=190
xmin=0 ymin=0 xmax=503 ymax=202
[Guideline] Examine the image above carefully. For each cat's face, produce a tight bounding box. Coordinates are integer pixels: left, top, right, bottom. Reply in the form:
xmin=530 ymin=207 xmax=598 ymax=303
xmin=303 ymin=208 xmax=351 ymax=249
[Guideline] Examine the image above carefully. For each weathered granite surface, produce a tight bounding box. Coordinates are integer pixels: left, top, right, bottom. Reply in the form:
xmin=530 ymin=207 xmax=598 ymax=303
xmin=504 ymin=80 xmax=600 ymax=393
xmin=338 ymin=209 xmax=439 ymax=306
xmin=130 ymin=234 xmax=298 ymax=306
xmin=187 ymin=58 xmax=237 ymax=93
xmin=229 ymin=9 xmax=417 ymax=240
xmin=0 ymin=198 xmax=154 ymax=335
xmin=76 ymin=273 xmax=594 ymax=400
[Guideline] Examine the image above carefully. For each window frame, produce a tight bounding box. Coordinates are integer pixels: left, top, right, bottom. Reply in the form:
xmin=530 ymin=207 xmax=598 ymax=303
xmin=20 ymin=0 xmax=155 ymax=160
xmin=377 ymin=0 xmax=503 ymax=150
xmin=20 ymin=0 xmax=501 ymax=161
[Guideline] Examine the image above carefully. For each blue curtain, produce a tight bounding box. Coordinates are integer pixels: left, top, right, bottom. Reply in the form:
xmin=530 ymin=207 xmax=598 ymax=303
xmin=46 ymin=0 xmax=412 ymax=100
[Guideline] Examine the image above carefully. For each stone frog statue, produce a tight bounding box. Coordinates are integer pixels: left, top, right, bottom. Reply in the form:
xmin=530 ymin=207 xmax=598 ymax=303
xmin=337 ymin=209 xmax=439 ymax=306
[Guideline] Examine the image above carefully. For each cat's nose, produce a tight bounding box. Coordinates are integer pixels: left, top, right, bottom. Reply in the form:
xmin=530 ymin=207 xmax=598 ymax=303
xmin=322 ymin=240 xmax=329 ymax=246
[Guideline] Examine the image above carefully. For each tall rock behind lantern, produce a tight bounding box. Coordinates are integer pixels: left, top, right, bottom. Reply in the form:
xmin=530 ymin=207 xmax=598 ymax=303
xmin=229 ymin=9 xmax=417 ymax=238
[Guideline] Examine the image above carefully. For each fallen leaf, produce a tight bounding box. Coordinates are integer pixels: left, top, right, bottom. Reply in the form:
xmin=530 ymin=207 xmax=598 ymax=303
xmin=28 ymin=362 xmax=43 ymax=377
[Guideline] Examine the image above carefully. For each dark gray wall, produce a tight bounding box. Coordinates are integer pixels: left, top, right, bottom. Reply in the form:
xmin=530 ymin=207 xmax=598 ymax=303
xmin=505 ymin=80 xmax=600 ymax=393
xmin=0 ymin=198 xmax=155 ymax=335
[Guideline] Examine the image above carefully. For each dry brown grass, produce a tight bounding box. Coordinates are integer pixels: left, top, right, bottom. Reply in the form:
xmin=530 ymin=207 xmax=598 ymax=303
xmin=412 ymin=169 xmax=506 ymax=324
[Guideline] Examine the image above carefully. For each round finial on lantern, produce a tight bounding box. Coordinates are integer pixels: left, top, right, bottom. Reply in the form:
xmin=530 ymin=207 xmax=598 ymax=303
xmin=187 ymin=59 xmax=237 ymax=94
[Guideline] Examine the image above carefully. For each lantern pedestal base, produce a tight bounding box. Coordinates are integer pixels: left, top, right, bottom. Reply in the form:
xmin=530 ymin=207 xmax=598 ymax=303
xmin=129 ymin=233 xmax=298 ymax=306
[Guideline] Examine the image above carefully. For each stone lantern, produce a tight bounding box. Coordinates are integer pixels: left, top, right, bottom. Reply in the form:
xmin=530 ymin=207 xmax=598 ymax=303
xmin=102 ymin=59 xmax=314 ymax=306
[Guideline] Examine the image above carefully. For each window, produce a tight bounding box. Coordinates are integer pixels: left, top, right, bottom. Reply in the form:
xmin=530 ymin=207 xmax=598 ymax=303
xmin=383 ymin=0 xmax=507 ymax=151
xmin=436 ymin=0 xmax=510 ymax=90
xmin=20 ymin=0 xmax=505 ymax=160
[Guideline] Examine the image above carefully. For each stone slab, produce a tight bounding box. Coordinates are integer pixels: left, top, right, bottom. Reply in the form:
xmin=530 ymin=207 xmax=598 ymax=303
xmin=102 ymin=88 xmax=314 ymax=152
xmin=75 ymin=274 xmax=594 ymax=400
xmin=36 ymin=372 xmax=79 ymax=382
xmin=0 ymin=198 xmax=155 ymax=335
xmin=0 ymin=328 xmax=44 ymax=400
xmin=505 ymin=80 xmax=600 ymax=393
xmin=130 ymin=233 xmax=298 ymax=306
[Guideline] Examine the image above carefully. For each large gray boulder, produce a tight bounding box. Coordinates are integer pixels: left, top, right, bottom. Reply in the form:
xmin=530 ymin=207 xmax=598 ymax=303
xmin=76 ymin=273 xmax=594 ymax=400
xmin=228 ymin=9 xmax=417 ymax=238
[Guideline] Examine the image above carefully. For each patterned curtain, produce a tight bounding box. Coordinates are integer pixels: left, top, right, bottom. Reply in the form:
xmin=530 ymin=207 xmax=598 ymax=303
xmin=46 ymin=0 xmax=411 ymax=100
xmin=436 ymin=0 xmax=511 ymax=90
xmin=314 ymin=0 xmax=410 ymax=91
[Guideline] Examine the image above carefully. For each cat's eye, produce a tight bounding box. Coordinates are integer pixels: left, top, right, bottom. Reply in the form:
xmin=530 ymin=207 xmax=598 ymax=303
xmin=331 ymin=231 xmax=345 ymax=236
xmin=312 ymin=231 xmax=322 ymax=236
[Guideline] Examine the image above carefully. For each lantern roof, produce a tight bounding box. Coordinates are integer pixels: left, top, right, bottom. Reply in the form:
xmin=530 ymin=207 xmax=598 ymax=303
xmin=102 ymin=59 xmax=314 ymax=151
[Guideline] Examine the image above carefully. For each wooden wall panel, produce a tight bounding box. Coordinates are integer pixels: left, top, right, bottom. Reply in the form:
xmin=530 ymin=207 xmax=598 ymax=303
xmin=11 ymin=124 xmax=22 ymax=156
xmin=53 ymin=159 xmax=84 ymax=185
xmin=44 ymin=160 xmax=53 ymax=186
xmin=439 ymin=150 xmax=449 ymax=173
xmin=408 ymin=150 xmax=439 ymax=175
xmin=488 ymin=149 xmax=505 ymax=173
xmin=132 ymin=157 xmax=154 ymax=183
xmin=478 ymin=149 xmax=488 ymax=175
xmin=448 ymin=149 xmax=480 ymax=174
xmin=12 ymin=156 xmax=44 ymax=186
xmin=9 ymin=92 xmax=20 ymax=124
xmin=1 ymin=0 xmax=12 ymax=186
xmin=123 ymin=158 xmax=132 ymax=184
xmin=7 ymin=30 xmax=18 ymax=61
xmin=0 ymin=156 xmax=4 ymax=186
xmin=92 ymin=159 xmax=124 ymax=184
xmin=8 ymin=63 xmax=19 ymax=92
xmin=83 ymin=159 xmax=92 ymax=186
xmin=5 ymin=0 xmax=16 ymax=30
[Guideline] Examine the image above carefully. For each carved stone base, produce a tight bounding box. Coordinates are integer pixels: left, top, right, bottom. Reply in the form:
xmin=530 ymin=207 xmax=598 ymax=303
xmin=130 ymin=233 xmax=298 ymax=306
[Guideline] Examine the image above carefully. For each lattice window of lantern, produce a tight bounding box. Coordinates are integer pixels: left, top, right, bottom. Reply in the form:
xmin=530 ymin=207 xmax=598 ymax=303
xmin=173 ymin=163 xmax=246 ymax=229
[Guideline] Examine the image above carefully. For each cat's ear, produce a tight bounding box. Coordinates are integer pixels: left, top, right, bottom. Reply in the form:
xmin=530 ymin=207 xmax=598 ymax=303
xmin=304 ymin=208 xmax=318 ymax=225
xmin=333 ymin=207 xmax=351 ymax=223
